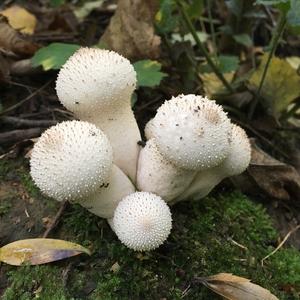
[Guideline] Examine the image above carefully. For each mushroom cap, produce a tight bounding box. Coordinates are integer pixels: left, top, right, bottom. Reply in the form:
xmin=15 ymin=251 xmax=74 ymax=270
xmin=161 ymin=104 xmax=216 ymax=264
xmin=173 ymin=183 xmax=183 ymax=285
xmin=30 ymin=120 xmax=113 ymax=201
xmin=56 ymin=48 xmax=136 ymax=117
xmin=113 ymin=192 xmax=172 ymax=251
xmin=151 ymin=94 xmax=232 ymax=170
xmin=221 ymin=124 xmax=251 ymax=176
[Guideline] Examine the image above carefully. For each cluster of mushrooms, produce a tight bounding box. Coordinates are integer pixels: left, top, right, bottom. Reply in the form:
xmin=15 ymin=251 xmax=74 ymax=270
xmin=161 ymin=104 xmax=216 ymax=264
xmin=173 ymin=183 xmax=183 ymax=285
xmin=30 ymin=48 xmax=251 ymax=251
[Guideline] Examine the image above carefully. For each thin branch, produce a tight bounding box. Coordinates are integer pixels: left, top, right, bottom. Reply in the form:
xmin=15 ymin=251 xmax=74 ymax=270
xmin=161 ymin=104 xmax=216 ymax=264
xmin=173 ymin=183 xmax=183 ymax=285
xmin=261 ymin=224 xmax=300 ymax=266
xmin=206 ymin=0 xmax=217 ymax=56
xmin=175 ymin=0 xmax=234 ymax=93
xmin=0 ymin=128 xmax=44 ymax=145
xmin=0 ymin=80 xmax=53 ymax=116
xmin=248 ymin=14 xmax=287 ymax=119
xmin=43 ymin=201 xmax=69 ymax=238
xmin=0 ymin=116 xmax=57 ymax=128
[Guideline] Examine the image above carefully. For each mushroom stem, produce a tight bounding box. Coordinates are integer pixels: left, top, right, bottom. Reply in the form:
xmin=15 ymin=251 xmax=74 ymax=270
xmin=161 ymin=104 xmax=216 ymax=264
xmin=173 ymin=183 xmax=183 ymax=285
xmin=137 ymin=138 xmax=196 ymax=202
xmin=85 ymin=104 xmax=140 ymax=182
xmin=80 ymin=164 xmax=135 ymax=219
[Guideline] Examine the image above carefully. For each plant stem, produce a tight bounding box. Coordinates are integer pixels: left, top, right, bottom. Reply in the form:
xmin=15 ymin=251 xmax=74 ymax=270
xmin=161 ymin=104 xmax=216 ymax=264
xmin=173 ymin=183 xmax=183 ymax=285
xmin=206 ymin=0 xmax=217 ymax=56
xmin=248 ymin=13 xmax=287 ymax=119
xmin=176 ymin=0 xmax=234 ymax=94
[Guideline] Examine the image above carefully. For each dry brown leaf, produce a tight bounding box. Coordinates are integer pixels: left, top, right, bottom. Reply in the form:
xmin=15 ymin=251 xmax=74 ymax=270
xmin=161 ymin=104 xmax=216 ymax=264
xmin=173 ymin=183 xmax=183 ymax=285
xmin=0 ymin=16 xmax=39 ymax=57
xmin=198 ymin=273 xmax=279 ymax=300
xmin=0 ymin=238 xmax=91 ymax=266
xmin=100 ymin=0 xmax=161 ymax=60
xmin=0 ymin=5 xmax=37 ymax=35
xmin=232 ymin=140 xmax=300 ymax=203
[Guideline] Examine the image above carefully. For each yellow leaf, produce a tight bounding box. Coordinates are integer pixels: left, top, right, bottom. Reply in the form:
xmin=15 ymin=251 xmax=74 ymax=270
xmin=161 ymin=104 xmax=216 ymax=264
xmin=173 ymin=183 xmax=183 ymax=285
xmin=199 ymin=72 xmax=234 ymax=98
xmin=198 ymin=273 xmax=279 ymax=300
xmin=0 ymin=238 xmax=91 ymax=266
xmin=248 ymin=53 xmax=300 ymax=117
xmin=0 ymin=5 xmax=37 ymax=35
xmin=286 ymin=56 xmax=300 ymax=70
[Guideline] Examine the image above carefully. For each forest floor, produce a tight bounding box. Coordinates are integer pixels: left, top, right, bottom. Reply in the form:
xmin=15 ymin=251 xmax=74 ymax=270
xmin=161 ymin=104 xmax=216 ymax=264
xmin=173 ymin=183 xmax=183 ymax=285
xmin=0 ymin=157 xmax=299 ymax=300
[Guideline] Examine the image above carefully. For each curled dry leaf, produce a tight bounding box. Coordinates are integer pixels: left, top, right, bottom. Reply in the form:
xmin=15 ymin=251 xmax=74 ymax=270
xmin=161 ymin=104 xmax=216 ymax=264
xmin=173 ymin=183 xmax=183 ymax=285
xmin=234 ymin=140 xmax=300 ymax=203
xmin=0 ymin=238 xmax=91 ymax=266
xmin=197 ymin=273 xmax=279 ymax=300
xmin=100 ymin=0 xmax=161 ymax=60
xmin=0 ymin=16 xmax=39 ymax=57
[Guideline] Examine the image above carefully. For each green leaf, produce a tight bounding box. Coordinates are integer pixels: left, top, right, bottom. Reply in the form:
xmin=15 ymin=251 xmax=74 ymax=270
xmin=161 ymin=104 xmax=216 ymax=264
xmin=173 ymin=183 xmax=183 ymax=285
xmin=287 ymin=0 xmax=300 ymax=26
xmin=233 ymin=34 xmax=253 ymax=47
xmin=248 ymin=53 xmax=300 ymax=117
xmin=50 ymin=0 xmax=65 ymax=7
xmin=187 ymin=0 xmax=204 ymax=19
xmin=32 ymin=43 xmax=80 ymax=71
xmin=156 ymin=0 xmax=179 ymax=34
xmin=133 ymin=60 xmax=167 ymax=87
xmin=200 ymin=55 xmax=239 ymax=74
xmin=171 ymin=31 xmax=209 ymax=45
xmin=255 ymin=0 xmax=289 ymax=5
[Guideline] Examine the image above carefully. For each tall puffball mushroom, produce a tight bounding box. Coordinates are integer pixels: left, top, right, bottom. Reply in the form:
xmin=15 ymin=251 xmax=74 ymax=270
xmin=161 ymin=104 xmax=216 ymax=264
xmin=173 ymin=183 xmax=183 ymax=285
xmin=137 ymin=94 xmax=232 ymax=202
xmin=55 ymin=48 xmax=141 ymax=181
xmin=112 ymin=192 xmax=172 ymax=251
xmin=30 ymin=120 xmax=135 ymax=218
xmin=174 ymin=124 xmax=251 ymax=203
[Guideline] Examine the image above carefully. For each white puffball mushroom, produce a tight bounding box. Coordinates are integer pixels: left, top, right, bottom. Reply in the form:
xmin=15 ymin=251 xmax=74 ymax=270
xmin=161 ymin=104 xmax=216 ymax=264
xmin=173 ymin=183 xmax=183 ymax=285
xmin=174 ymin=124 xmax=251 ymax=203
xmin=137 ymin=139 xmax=196 ymax=202
xmin=144 ymin=118 xmax=155 ymax=140
xmin=56 ymin=48 xmax=141 ymax=181
xmin=82 ymin=165 xmax=135 ymax=219
xmin=152 ymin=94 xmax=232 ymax=170
xmin=112 ymin=192 xmax=172 ymax=251
xmin=30 ymin=120 xmax=112 ymax=201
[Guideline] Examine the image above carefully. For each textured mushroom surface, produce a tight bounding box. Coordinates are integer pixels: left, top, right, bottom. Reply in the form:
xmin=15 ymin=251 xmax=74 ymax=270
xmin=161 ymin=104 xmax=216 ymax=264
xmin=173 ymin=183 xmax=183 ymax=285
xmin=113 ymin=192 xmax=172 ymax=251
xmin=56 ymin=48 xmax=136 ymax=118
xmin=151 ymin=94 xmax=232 ymax=170
xmin=30 ymin=121 xmax=113 ymax=201
xmin=137 ymin=139 xmax=196 ymax=202
xmin=55 ymin=48 xmax=141 ymax=182
xmin=221 ymin=124 xmax=251 ymax=176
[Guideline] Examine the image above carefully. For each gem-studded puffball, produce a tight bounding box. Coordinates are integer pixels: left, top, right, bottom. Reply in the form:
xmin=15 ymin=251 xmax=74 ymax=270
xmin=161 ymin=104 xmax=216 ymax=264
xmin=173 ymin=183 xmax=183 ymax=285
xmin=152 ymin=94 xmax=232 ymax=170
xmin=30 ymin=121 xmax=113 ymax=201
xmin=56 ymin=48 xmax=136 ymax=118
xmin=113 ymin=192 xmax=172 ymax=251
xmin=221 ymin=124 xmax=251 ymax=176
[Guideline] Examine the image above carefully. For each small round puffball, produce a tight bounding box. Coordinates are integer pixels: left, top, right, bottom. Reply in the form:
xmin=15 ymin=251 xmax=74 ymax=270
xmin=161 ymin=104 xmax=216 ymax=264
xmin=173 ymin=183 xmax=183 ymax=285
xmin=30 ymin=120 xmax=113 ymax=201
xmin=113 ymin=192 xmax=172 ymax=251
xmin=56 ymin=48 xmax=136 ymax=117
xmin=152 ymin=94 xmax=232 ymax=170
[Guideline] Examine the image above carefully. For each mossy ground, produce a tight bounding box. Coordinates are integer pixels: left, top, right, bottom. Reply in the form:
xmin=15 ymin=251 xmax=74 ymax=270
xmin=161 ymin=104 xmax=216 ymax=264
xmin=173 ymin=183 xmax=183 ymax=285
xmin=0 ymin=158 xmax=299 ymax=299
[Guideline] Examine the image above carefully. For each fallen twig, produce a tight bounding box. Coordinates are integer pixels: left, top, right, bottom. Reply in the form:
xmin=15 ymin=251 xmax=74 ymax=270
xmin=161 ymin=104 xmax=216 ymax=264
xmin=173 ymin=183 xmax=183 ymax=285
xmin=0 ymin=80 xmax=52 ymax=116
xmin=0 ymin=128 xmax=44 ymax=145
xmin=261 ymin=224 xmax=300 ymax=266
xmin=42 ymin=201 xmax=69 ymax=238
xmin=0 ymin=116 xmax=57 ymax=128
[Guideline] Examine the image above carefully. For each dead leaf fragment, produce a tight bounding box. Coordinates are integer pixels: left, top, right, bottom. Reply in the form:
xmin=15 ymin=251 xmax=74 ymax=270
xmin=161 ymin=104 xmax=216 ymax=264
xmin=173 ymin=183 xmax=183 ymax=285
xmin=0 ymin=238 xmax=91 ymax=266
xmin=0 ymin=16 xmax=39 ymax=57
xmin=199 ymin=72 xmax=234 ymax=98
xmin=0 ymin=5 xmax=37 ymax=35
xmin=233 ymin=140 xmax=300 ymax=203
xmin=197 ymin=273 xmax=279 ymax=300
xmin=100 ymin=0 xmax=161 ymax=60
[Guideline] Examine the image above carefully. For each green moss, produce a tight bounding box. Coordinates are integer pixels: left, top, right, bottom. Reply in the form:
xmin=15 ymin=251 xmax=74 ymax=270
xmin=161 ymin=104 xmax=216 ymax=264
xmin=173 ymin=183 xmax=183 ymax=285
xmin=3 ymin=265 xmax=70 ymax=300
xmin=2 ymin=191 xmax=299 ymax=300
xmin=0 ymin=200 xmax=12 ymax=215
